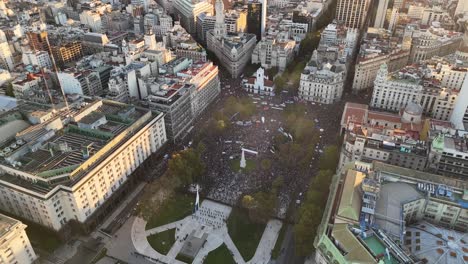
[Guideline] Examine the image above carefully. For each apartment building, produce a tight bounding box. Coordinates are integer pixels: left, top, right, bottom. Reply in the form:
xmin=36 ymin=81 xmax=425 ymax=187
xmin=339 ymin=102 xmax=429 ymax=170
xmin=51 ymin=41 xmax=84 ymax=66
xmin=407 ymin=25 xmax=463 ymax=63
xmin=352 ymin=27 xmax=410 ymax=92
xmin=371 ymin=63 xmax=459 ymax=121
xmin=57 ymin=69 xmax=103 ymax=97
xmin=251 ymin=37 xmax=296 ymax=71
xmin=0 ymin=100 xmax=167 ymax=230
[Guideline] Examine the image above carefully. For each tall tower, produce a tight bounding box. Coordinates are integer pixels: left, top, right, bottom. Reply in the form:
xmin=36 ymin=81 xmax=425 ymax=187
xmin=213 ymin=0 xmax=226 ymax=38
xmin=373 ymin=0 xmax=389 ymax=28
xmin=336 ymin=0 xmax=371 ymax=29
xmin=247 ymin=0 xmax=267 ymax=41
xmin=144 ymin=28 xmax=157 ymax=50
xmin=450 ymin=74 xmax=468 ymax=130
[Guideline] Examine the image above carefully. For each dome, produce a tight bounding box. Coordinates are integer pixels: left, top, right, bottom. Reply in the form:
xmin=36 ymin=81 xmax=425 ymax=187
xmin=404 ymin=102 xmax=423 ymax=115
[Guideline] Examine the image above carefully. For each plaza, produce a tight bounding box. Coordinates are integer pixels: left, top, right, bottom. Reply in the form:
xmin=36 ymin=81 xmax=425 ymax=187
xmin=128 ymin=200 xmax=282 ymax=264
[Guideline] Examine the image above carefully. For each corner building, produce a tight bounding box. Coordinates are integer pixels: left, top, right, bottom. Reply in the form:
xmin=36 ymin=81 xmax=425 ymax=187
xmin=0 ymin=100 xmax=167 ymax=230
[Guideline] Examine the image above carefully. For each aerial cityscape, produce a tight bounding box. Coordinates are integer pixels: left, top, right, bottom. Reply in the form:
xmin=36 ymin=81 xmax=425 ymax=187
xmin=0 ymin=0 xmax=466 ymax=263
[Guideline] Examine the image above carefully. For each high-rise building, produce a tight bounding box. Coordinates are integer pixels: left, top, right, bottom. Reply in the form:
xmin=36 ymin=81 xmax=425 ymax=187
xmin=0 ymin=42 xmax=13 ymax=71
xmin=373 ymin=0 xmax=389 ymax=28
xmin=51 ymin=41 xmax=83 ymax=66
xmin=247 ymin=0 xmax=267 ymax=41
xmin=22 ymin=50 xmax=52 ymax=69
xmin=336 ymin=0 xmax=371 ymax=29
xmin=173 ymin=0 xmax=213 ymax=35
xmin=57 ymin=69 xmax=104 ymax=96
xmin=450 ymin=74 xmax=468 ymax=130
xmin=455 ymin=0 xmax=468 ymax=15
xmin=26 ymin=31 xmax=49 ymax=52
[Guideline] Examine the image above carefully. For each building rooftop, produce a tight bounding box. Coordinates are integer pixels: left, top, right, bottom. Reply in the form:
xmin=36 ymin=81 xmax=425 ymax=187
xmin=0 ymin=214 xmax=20 ymax=240
xmin=0 ymin=99 xmax=160 ymax=193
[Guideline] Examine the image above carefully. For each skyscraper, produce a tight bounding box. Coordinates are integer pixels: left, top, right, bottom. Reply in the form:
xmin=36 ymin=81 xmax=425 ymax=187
xmin=373 ymin=0 xmax=389 ymax=28
xmin=336 ymin=0 xmax=371 ymax=29
xmin=173 ymin=0 xmax=213 ymax=35
xmin=247 ymin=0 xmax=266 ymax=41
xmin=450 ymin=74 xmax=468 ymax=130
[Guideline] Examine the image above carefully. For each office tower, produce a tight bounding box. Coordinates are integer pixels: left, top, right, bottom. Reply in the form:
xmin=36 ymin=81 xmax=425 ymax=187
xmin=373 ymin=0 xmax=389 ymax=28
xmin=336 ymin=0 xmax=371 ymax=29
xmin=173 ymin=0 xmax=213 ymax=35
xmin=450 ymin=74 xmax=468 ymax=130
xmin=247 ymin=0 xmax=266 ymax=41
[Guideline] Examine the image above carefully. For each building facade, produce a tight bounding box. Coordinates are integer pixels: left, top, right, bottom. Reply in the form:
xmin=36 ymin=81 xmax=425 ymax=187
xmin=206 ymin=0 xmax=256 ymax=77
xmin=173 ymin=0 xmax=213 ymax=35
xmin=299 ymin=51 xmax=346 ymax=104
xmin=336 ymin=0 xmax=371 ymax=29
xmin=0 ymin=100 xmax=167 ymax=231
xmin=251 ymin=38 xmax=296 ymax=71
xmin=0 ymin=214 xmax=37 ymax=264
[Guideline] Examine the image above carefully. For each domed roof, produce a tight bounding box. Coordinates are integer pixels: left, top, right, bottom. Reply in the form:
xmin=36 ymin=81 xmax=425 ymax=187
xmin=404 ymin=102 xmax=423 ymax=115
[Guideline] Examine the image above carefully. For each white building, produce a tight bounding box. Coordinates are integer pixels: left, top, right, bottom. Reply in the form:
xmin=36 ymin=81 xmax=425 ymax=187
xmin=57 ymin=69 xmax=103 ymax=96
xmin=0 ymin=68 xmax=11 ymax=86
xmin=251 ymin=38 xmax=296 ymax=71
xmin=335 ymin=0 xmax=371 ymax=29
xmin=0 ymin=100 xmax=167 ymax=231
xmin=0 ymin=214 xmax=37 ymax=264
xmin=371 ymin=64 xmax=459 ymax=121
xmin=206 ymin=0 xmax=256 ymax=77
xmin=173 ymin=0 xmax=213 ymax=35
xmin=450 ymin=74 xmax=468 ymax=130
xmin=352 ymin=28 xmax=409 ymax=92
xmin=407 ymin=4 xmax=425 ymax=19
xmin=22 ymin=50 xmax=52 ymax=69
xmin=242 ymin=67 xmax=275 ymax=96
xmin=407 ymin=26 xmax=463 ymax=63
xmin=0 ymin=30 xmax=13 ymax=71
xmin=421 ymin=6 xmax=451 ymax=27
xmin=373 ymin=0 xmax=389 ymax=28
xmin=80 ymin=11 xmax=103 ymax=33
xmin=455 ymin=0 xmax=468 ymax=15
xmin=299 ymin=50 xmax=346 ymax=104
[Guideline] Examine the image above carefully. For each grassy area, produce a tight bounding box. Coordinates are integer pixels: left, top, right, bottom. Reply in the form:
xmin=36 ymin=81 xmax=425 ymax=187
xmin=271 ymin=224 xmax=286 ymax=259
xmin=145 ymin=193 xmax=194 ymax=230
xmin=229 ymin=158 xmax=256 ymax=173
xmin=227 ymin=208 xmax=265 ymax=261
xmin=203 ymin=244 xmax=236 ymax=264
xmin=147 ymin=229 xmax=176 ymax=255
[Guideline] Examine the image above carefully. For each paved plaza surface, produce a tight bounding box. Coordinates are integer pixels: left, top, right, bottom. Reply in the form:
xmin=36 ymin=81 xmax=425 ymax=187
xmin=107 ymin=200 xmax=283 ymax=264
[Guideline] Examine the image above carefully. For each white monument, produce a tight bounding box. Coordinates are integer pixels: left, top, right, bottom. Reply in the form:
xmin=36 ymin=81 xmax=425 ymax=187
xmin=239 ymin=148 xmax=258 ymax=168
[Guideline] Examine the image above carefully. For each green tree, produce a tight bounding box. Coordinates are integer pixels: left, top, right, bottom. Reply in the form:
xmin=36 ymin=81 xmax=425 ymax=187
xmin=167 ymin=148 xmax=205 ymax=185
xmin=5 ymin=83 xmax=14 ymax=97
xmin=274 ymin=75 xmax=286 ymax=93
xmin=318 ymin=145 xmax=339 ymax=171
